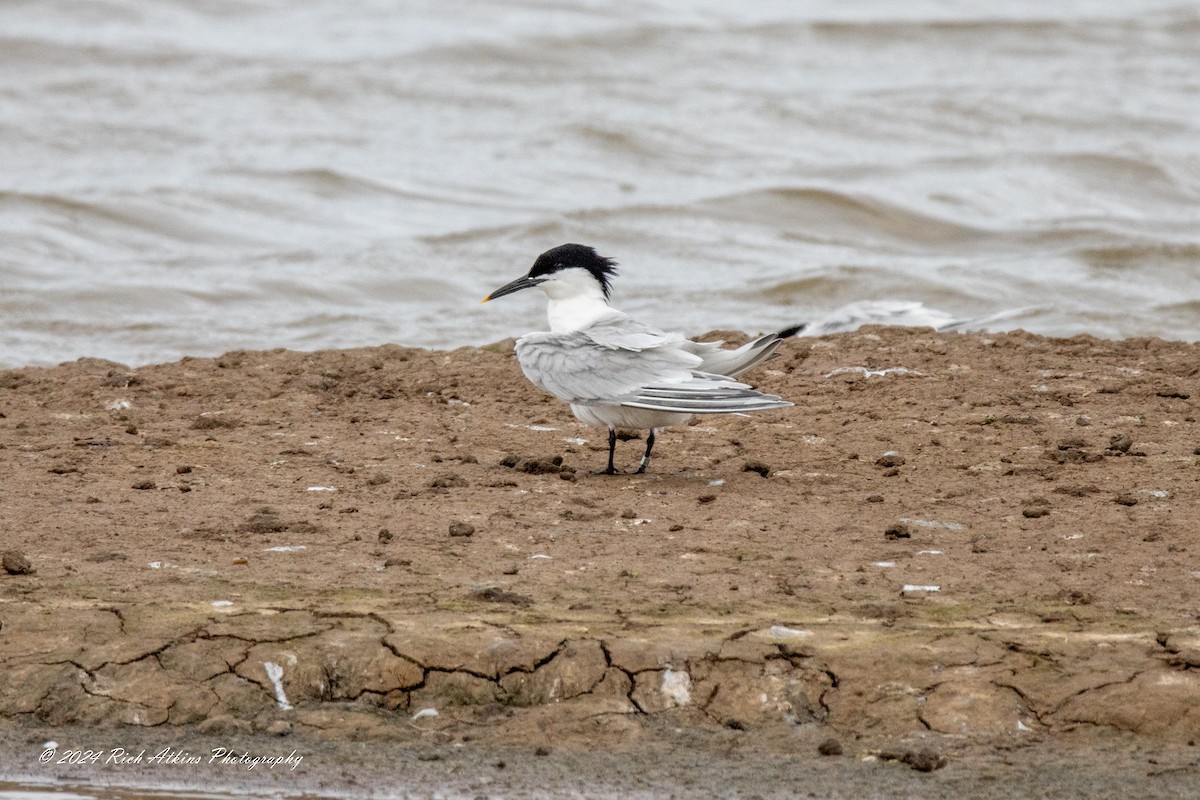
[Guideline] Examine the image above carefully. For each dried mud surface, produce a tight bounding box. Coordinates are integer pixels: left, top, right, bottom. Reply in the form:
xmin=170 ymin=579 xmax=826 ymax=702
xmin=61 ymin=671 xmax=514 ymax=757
xmin=2 ymin=327 xmax=1200 ymax=795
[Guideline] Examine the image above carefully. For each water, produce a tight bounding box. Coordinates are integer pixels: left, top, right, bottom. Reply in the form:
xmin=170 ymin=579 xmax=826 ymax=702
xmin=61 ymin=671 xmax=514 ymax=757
xmin=3 ymin=0 xmax=1200 ymax=368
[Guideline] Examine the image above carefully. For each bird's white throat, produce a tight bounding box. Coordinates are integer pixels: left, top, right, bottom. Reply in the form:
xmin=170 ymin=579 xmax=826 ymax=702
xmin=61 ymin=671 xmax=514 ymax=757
xmin=540 ymin=269 xmax=613 ymax=333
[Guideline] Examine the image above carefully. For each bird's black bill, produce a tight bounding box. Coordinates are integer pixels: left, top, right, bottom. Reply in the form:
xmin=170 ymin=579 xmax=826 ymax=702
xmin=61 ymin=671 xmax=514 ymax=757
xmin=482 ymin=274 xmax=541 ymax=303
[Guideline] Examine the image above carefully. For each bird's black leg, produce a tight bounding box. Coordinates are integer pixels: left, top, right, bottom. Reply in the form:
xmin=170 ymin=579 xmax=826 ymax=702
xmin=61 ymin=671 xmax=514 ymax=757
xmin=634 ymin=428 xmax=656 ymax=474
xmin=592 ymin=428 xmax=619 ymax=475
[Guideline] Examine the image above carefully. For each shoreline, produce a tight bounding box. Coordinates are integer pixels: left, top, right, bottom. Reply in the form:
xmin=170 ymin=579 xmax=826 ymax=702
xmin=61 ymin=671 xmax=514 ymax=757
xmin=2 ymin=327 xmax=1199 ymax=794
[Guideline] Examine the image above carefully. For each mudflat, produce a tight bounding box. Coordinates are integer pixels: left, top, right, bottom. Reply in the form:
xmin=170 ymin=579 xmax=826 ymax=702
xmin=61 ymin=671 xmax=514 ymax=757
xmin=2 ymin=327 xmax=1198 ymax=796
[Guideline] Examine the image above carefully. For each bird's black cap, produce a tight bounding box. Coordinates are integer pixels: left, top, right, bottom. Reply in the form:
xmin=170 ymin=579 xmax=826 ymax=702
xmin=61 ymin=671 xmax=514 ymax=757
xmin=529 ymin=244 xmax=619 ymax=299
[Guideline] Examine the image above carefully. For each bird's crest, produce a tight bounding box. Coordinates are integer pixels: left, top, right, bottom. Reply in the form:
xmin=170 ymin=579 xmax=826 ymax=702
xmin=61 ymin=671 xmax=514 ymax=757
xmin=529 ymin=243 xmax=619 ymax=300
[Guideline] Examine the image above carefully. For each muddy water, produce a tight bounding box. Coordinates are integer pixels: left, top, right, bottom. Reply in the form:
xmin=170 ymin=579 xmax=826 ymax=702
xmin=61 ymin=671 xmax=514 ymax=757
xmin=2 ymin=1 xmax=1199 ymax=367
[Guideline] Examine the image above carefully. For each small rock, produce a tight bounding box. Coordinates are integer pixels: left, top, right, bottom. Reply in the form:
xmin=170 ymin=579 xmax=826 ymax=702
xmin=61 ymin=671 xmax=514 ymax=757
xmin=191 ymin=415 xmax=238 ymax=430
xmin=875 ymin=453 xmax=906 ymax=468
xmin=742 ymin=460 xmax=771 ymax=478
xmin=449 ymin=522 xmax=475 ymax=537
xmin=2 ymin=551 xmax=34 ymax=575
xmin=197 ymin=715 xmax=253 ymax=736
xmin=131 ymin=480 xmax=156 ymax=490
xmin=519 ymin=456 xmax=563 ymax=474
xmin=884 ymin=523 xmax=910 ymax=540
xmin=1108 ymin=434 xmax=1133 ymax=453
xmin=866 ymin=495 xmax=884 ymax=503
xmin=469 ymin=587 xmax=532 ymax=607
xmin=265 ymin=720 xmax=292 ymax=736
xmin=1022 ymin=506 xmax=1050 ymax=519
xmin=239 ymin=512 xmax=287 ymax=534
xmin=669 ymin=524 xmax=684 ymax=532
xmin=502 ymin=565 xmax=518 ymax=575
xmin=430 ymin=474 xmax=468 ymax=489
xmin=534 ymin=746 xmax=551 ymax=757
xmin=124 ymin=424 xmax=138 ymax=435
xmin=176 ymin=465 xmax=193 ymax=474
xmin=898 ymin=748 xmax=947 ymax=772
xmin=378 ymin=528 xmax=393 ymax=543
xmin=232 ymin=557 xmax=248 ymax=566
xmin=384 ymin=558 xmax=411 ymax=568
xmin=102 ymin=370 xmax=140 ymax=388
xmin=817 ymin=738 xmax=843 ymax=756
xmin=1114 ymin=493 xmax=1139 ymax=507
xmin=698 ymin=494 xmax=716 ymax=504
xmin=881 ymin=467 xmax=900 ymax=477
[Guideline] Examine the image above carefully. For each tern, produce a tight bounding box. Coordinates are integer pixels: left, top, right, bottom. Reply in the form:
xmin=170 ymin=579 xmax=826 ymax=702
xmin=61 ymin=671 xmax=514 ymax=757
xmin=483 ymin=244 xmax=802 ymax=475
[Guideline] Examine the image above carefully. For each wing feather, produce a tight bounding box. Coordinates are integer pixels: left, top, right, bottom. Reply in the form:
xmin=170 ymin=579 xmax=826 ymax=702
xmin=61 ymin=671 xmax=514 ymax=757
xmin=515 ymin=315 xmax=792 ymax=415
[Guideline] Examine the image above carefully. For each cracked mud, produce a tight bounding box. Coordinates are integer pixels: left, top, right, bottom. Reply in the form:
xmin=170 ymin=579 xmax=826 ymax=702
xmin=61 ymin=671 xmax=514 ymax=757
xmin=2 ymin=327 xmax=1200 ymax=773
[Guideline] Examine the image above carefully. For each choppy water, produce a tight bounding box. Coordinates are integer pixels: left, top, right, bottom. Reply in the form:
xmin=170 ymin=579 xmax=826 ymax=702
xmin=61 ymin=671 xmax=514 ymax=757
xmin=3 ymin=0 xmax=1200 ymax=368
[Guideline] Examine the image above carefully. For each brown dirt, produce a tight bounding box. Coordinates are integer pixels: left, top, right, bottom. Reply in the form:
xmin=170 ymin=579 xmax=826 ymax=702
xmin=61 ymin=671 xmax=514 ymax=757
xmin=2 ymin=327 xmax=1200 ymax=793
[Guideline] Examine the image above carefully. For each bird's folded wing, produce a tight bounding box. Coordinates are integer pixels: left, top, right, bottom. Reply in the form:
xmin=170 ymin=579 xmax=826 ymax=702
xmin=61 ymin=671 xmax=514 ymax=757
xmin=581 ymin=312 xmax=685 ymax=351
xmin=515 ymin=330 xmax=701 ymax=403
xmin=515 ymin=331 xmax=792 ymax=414
xmin=616 ymin=371 xmax=793 ymax=414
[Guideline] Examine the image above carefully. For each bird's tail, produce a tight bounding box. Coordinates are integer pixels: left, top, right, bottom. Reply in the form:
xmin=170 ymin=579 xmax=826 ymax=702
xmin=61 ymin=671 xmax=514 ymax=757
xmin=690 ymin=323 xmax=805 ymax=379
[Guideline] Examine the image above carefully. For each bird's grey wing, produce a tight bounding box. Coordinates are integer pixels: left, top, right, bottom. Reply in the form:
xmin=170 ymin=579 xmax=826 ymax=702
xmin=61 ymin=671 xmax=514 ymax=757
xmin=581 ymin=312 xmax=687 ymax=351
xmin=514 ymin=331 xmax=702 ymax=404
xmin=618 ymin=370 xmax=793 ymax=414
xmin=516 ymin=318 xmax=794 ymax=414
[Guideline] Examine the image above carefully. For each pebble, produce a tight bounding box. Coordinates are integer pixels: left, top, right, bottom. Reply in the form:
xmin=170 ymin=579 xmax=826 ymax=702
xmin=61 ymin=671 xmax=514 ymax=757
xmin=1108 ymin=434 xmax=1133 ymax=453
xmin=817 ymin=737 xmax=843 ymax=756
xmin=131 ymin=480 xmax=156 ymax=490
xmin=875 ymin=453 xmax=906 ymax=468
xmin=449 ymin=521 xmax=476 ymax=537
xmin=1114 ymin=493 xmax=1139 ymax=507
xmin=378 ymin=528 xmax=393 ymax=543
xmin=2 ymin=551 xmax=34 ymax=575
xmin=430 ymin=474 xmax=468 ymax=488
xmin=1022 ymin=506 xmax=1050 ymax=519
xmin=265 ymin=720 xmax=292 ymax=736
xmin=896 ymin=748 xmax=947 ymax=772
xmin=520 ymin=456 xmax=563 ymax=474
xmin=884 ymin=523 xmax=910 ymax=540
xmin=197 ymin=715 xmax=253 ymax=736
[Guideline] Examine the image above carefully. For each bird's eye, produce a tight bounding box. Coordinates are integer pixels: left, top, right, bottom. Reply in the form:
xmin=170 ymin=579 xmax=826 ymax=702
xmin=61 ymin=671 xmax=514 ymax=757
xmin=554 ymin=263 xmax=564 ymax=269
